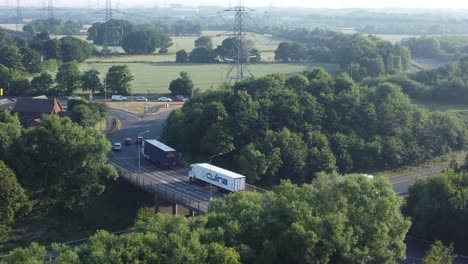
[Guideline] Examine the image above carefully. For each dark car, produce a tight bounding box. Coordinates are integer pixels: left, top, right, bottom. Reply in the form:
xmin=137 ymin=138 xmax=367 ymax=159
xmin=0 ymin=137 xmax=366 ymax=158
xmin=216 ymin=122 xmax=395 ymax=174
xmin=173 ymin=97 xmax=187 ymax=102
xmin=124 ymin=138 xmax=132 ymax=145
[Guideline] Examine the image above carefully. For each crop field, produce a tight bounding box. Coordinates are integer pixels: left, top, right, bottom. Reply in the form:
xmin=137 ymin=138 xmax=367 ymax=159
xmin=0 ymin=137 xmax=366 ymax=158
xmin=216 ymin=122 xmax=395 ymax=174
xmin=80 ymin=61 xmax=339 ymax=94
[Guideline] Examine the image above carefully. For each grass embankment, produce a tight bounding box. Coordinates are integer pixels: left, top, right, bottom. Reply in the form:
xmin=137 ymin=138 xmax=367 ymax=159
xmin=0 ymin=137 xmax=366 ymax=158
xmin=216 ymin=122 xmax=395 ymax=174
xmin=374 ymin=151 xmax=466 ymax=179
xmin=1 ymin=179 xmax=153 ymax=253
xmin=80 ymin=62 xmax=339 ymax=94
xmin=374 ymin=101 xmax=468 ymax=179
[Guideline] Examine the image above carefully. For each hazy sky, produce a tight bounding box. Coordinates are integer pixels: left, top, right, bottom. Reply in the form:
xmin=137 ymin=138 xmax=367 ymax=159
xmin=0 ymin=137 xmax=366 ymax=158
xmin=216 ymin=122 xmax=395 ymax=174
xmin=16 ymin=0 xmax=468 ymax=9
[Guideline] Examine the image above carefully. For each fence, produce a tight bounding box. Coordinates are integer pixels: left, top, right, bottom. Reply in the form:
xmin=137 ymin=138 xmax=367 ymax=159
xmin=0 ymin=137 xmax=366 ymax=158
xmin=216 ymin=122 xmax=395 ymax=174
xmin=110 ymin=162 xmax=209 ymax=214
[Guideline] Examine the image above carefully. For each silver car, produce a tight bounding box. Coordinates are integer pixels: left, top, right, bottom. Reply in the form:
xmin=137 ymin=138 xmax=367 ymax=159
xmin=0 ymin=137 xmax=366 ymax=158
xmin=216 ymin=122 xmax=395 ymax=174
xmin=113 ymin=142 xmax=122 ymax=151
xmin=158 ymin=97 xmax=172 ymax=102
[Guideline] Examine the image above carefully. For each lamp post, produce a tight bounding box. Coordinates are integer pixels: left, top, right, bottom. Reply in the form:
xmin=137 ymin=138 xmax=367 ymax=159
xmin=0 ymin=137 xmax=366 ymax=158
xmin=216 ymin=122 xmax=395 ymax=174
xmin=138 ymin=131 xmax=150 ymax=177
xmin=209 ymin=152 xmax=224 ymax=199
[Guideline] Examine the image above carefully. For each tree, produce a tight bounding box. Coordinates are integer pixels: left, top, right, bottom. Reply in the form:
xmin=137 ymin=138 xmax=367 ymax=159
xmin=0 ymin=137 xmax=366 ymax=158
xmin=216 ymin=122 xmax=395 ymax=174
xmin=14 ymin=115 xmax=118 ymax=211
xmin=423 ymin=241 xmax=455 ymax=264
xmin=404 ymin=170 xmax=468 ymax=251
xmin=194 ymin=36 xmax=213 ymax=49
xmin=81 ymin=69 xmax=102 ymax=95
xmin=169 ymin=71 xmax=194 ymax=97
xmin=56 ymin=61 xmax=82 ymax=95
xmin=87 ymin=19 xmax=135 ymax=46
xmin=105 ymin=65 xmax=134 ymax=95
xmin=20 ymin=47 xmax=41 ymax=74
xmin=189 ymin=47 xmax=216 ymax=63
xmin=60 ymin=36 xmax=92 ymax=62
xmin=122 ymin=30 xmax=158 ymax=54
xmin=216 ymin=37 xmax=235 ymax=59
xmin=10 ymin=78 xmax=31 ymax=96
xmin=0 ymin=111 xmax=22 ymax=161
xmin=3 ymin=242 xmax=47 ymax=263
xmin=206 ymin=176 xmax=410 ymax=263
xmin=274 ymin=42 xmax=291 ymax=62
xmin=176 ymin=49 xmax=188 ymax=63
xmin=0 ymin=45 xmax=22 ymax=69
xmin=206 ymin=243 xmax=241 ymax=264
xmin=43 ymin=38 xmax=61 ymax=60
xmin=249 ymin=48 xmax=261 ymax=62
xmin=31 ymin=72 xmax=55 ymax=95
xmin=0 ymin=161 xmax=29 ymax=241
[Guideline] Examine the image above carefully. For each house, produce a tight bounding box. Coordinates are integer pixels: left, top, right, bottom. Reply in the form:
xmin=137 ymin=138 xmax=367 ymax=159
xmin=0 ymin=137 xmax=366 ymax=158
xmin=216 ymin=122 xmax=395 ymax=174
xmin=0 ymin=99 xmax=16 ymax=112
xmin=12 ymin=97 xmax=65 ymax=127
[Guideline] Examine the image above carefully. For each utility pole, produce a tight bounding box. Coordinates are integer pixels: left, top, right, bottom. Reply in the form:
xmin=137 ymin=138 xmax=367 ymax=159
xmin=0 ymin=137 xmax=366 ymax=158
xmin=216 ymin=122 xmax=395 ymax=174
xmin=95 ymin=0 xmax=123 ymax=52
xmin=222 ymin=0 xmax=255 ymax=83
xmin=105 ymin=0 xmax=112 ymax=22
xmin=47 ymin=0 xmax=54 ymax=20
xmin=16 ymin=0 xmax=22 ymax=31
xmin=209 ymin=153 xmax=224 ymax=200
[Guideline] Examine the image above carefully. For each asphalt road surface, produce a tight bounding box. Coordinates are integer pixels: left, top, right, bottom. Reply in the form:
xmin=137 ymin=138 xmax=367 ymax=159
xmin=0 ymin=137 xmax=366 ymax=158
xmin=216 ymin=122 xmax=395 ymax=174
xmin=107 ymin=108 xmax=224 ymax=209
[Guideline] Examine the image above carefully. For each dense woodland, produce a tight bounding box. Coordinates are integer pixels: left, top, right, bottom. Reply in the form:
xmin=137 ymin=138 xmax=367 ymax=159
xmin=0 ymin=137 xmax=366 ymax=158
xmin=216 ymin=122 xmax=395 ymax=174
xmin=273 ymin=28 xmax=411 ymax=80
xmin=0 ymin=112 xmax=116 ymax=244
xmin=402 ymin=35 xmax=468 ymax=61
xmin=361 ymin=57 xmax=468 ymax=104
xmin=161 ymin=70 xmax=465 ymax=185
xmin=1 ymin=175 xmax=411 ymax=264
xmin=405 ymin=165 xmax=468 ymax=252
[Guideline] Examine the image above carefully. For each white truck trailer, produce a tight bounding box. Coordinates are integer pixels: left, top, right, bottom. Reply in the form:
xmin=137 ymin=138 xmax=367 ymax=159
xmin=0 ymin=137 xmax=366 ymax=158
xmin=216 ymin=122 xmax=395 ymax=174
xmin=188 ymin=163 xmax=246 ymax=192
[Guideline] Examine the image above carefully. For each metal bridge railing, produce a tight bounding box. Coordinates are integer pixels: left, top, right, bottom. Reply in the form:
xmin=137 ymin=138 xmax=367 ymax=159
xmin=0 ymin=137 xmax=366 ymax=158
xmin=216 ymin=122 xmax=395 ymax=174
xmin=110 ymin=162 xmax=209 ymax=214
xmin=246 ymin=183 xmax=267 ymax=193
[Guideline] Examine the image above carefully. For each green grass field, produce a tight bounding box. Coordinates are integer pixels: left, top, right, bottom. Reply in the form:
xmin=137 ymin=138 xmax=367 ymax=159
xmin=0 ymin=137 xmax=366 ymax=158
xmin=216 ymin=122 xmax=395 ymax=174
xmin=80 ymin=62 xmax=339 ymax=94
xmin=85 ymin=31 xmax=280 ymax=63
xmin=71 ymin=30 xmax=338 ymax=95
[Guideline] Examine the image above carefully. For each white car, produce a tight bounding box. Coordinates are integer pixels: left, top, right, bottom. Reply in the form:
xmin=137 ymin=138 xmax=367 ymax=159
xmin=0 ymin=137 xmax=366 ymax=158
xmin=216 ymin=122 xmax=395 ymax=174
xmin=68 ymin=95 xmax=81 ymax=100
xmin=136 ymin=96 xmax=148 ymax=102
xmin=113 ymin=142 xmax=122 ymax=151
xmin=158 ymin=97 xmax=172 ymax=102
xmin=112 ymin=95 xmax=127 ymax=101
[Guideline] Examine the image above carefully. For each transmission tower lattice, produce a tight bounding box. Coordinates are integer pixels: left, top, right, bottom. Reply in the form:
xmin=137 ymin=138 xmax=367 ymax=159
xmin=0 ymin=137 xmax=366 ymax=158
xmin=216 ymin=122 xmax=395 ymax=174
xmin=47 ymin=0 xmax=54 ymax=20
xmin=105 ymin=0 xmax=113 ymax=22
xmin=223 ymin=0 xmax=255 ymax=83
xmin=16 ymin=0 xmax=22 ymax=31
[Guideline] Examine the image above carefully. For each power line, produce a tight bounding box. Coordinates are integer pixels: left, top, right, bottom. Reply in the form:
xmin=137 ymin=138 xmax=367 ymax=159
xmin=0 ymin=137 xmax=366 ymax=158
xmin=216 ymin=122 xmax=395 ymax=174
xmin=222 ymin=0 xmax=256 ymax=83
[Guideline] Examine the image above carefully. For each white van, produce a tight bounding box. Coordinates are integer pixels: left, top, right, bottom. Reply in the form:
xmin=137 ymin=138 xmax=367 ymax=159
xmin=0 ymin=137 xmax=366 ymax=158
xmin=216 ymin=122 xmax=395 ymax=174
xmin=112 ymin=95 xmax=127 ymax=101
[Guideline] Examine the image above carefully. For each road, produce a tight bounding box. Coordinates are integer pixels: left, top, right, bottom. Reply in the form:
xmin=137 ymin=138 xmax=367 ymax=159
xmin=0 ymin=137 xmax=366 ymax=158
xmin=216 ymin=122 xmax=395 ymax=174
xmin=107 ymin=108 xmax=224 ymax=213
xmin=390 ymin=168 xmax=445 ymax=195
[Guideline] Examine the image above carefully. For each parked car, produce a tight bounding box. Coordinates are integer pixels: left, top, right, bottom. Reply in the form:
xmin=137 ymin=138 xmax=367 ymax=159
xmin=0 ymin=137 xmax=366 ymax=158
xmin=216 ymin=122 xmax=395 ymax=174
xmin=136 ymin=96 xmax=148 ymax=102
xmin=124 ymin=138 xmax=132 ymax=145
xmin=113 ymin=142 xmax=122 ymax=151
xmin=158 ymin=97 xmax=172 ymax=102
xmin=112 ymin=95 xmax=127 ymax=101
xmin=68 ymin=95 xmax=81 ymax=100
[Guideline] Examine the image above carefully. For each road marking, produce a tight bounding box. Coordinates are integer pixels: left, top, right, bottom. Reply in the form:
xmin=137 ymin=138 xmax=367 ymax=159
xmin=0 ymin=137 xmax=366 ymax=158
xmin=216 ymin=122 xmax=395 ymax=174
xmin=392 ymin=174 xmax=431 ymax=185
